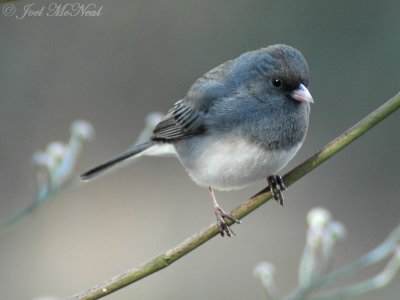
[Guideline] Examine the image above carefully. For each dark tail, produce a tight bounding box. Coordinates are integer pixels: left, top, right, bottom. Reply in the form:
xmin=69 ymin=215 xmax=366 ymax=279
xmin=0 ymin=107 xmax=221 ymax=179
xmin=80 ymin=141 xmax=154 ymax=181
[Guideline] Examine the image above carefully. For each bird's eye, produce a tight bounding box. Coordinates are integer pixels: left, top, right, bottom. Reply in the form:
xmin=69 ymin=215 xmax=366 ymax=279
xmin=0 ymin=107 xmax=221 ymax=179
xmin=272 ymin=79 xmax=282 ymax=87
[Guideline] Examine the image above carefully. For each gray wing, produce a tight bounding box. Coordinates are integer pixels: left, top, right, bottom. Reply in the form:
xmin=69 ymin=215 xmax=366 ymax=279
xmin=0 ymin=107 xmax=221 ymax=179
xmin=151 ymin=62 xmax=232 ymax=142
xmin=151 ymin=99 xmax=205 ymax=141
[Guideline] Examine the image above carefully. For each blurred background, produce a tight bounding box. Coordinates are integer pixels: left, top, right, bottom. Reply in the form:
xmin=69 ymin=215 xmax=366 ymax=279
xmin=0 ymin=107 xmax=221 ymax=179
xmin=0 ymin=0 xmax=399 ymax=299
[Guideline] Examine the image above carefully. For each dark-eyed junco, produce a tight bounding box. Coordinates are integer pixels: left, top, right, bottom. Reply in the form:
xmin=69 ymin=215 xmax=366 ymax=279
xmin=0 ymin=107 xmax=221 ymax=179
xmin=81 ymin=44 xmax=313 ymax=237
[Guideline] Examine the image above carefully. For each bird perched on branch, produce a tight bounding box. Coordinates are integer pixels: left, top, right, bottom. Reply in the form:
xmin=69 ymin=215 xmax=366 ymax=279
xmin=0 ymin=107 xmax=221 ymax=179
xmin=81 ymin=44 xmax=313 ymax=237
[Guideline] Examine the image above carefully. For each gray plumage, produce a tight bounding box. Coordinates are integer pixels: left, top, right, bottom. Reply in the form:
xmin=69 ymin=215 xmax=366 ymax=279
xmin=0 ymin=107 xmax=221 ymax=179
xmin=81 ymin=44 xmax=313 ymax=191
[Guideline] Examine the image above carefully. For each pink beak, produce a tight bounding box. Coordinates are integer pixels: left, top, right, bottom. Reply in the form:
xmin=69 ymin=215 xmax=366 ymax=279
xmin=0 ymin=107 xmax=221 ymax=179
xmin=291 ymin=83 xmax=314 ymax=103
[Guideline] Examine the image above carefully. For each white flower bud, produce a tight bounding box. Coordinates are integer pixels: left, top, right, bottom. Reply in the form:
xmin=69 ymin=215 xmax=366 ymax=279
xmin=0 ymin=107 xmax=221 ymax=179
xmin=329 ymin=221 xmax=347 ymax=241
xmin=254 ymin=262 xmax=275 ymax=285
xmin=46 ymin=142 xmax=66 ymax=164
xmin=34 ymin=151 xmax=58 ymax=170
xmin=70 ymin=120 xmax=95 ymax=141
xmin=307 ymin=207 xmax=332 ymax=229
xmin=32 ymin=151 xmax=49 ymax=167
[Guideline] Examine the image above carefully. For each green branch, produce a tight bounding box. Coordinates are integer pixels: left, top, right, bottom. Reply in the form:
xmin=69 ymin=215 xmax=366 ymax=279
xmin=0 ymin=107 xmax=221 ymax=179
xmin=68 ymin=92 xmax=400 ymax=300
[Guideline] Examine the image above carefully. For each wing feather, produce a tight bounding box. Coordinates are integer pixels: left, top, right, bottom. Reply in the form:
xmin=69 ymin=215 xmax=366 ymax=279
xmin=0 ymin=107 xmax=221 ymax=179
xmin=151 ymin=100 xmax=205 ymax=141
xmin=151 ymin=62 xmax=232 ymax=142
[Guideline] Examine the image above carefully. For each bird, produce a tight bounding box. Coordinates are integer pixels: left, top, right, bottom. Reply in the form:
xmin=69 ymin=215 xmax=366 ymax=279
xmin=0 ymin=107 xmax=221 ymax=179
xmin=81 ymin=44 xmax=314 ymax=237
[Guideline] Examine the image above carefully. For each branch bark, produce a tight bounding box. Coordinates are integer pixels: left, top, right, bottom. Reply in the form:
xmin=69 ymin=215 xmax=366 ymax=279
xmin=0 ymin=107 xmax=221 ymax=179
xmin=69 ymin=92 xmax=400 ymax=300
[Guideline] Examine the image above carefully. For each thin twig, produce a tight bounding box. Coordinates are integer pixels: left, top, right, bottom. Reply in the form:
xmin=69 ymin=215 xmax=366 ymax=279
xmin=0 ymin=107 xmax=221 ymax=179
xmin=0 ymin=120 xmax=93 ymax=234
xmin=286 ymin=223 xmax=400 ymax=300
xmin=0 ymin=178 xmax=78 ymax=234
xmin=69 ymin=92 xmax=400 ymax=300
xmin=308 ymin=244 xmax=400 ymax=300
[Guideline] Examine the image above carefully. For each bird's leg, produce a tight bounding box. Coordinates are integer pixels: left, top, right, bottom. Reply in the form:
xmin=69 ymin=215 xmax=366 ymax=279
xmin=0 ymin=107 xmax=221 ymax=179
xmin=208 ymin=186 xmax=241 ymax=237
xmin=267 ymin=175 xmax=287 ymax=206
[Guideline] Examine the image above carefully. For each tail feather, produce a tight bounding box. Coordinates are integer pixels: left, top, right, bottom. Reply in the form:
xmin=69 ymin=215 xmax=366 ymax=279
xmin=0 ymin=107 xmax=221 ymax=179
xmin=80 ymin=141 xmax=154 ymax=181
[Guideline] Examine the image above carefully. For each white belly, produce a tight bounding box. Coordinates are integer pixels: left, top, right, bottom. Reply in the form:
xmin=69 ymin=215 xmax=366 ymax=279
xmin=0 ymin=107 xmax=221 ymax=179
xmin=174 ymin=137 xmax=301 ymax=190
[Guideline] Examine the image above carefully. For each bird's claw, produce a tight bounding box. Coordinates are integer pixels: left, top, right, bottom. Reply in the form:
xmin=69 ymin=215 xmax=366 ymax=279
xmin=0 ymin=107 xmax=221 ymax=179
xmin=267 ymin=175 xmax=287 ymax=206
xmin=214 ymin=207 xmax=241 ymax=237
